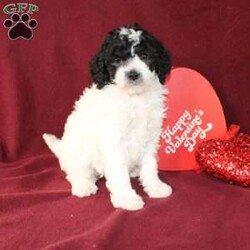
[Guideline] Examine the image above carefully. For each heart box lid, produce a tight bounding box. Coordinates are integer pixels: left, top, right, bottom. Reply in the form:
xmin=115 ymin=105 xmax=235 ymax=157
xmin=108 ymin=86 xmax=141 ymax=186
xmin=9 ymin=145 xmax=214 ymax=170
xmin=158 ymin=67 xmax=227 ymax=171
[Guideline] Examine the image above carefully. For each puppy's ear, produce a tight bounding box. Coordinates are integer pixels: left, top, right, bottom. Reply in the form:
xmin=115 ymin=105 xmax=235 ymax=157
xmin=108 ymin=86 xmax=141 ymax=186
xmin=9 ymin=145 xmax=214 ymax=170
xmin=156 ymin=45 xmax=172 ymax=85
xmin=89 ymin=51 xmax=110 ymax=89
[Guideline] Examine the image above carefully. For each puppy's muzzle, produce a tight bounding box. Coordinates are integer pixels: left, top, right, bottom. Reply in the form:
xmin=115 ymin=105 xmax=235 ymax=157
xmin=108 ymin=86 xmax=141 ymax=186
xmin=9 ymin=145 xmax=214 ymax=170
xmin=126 ymin=70 xmax=141 ymax=82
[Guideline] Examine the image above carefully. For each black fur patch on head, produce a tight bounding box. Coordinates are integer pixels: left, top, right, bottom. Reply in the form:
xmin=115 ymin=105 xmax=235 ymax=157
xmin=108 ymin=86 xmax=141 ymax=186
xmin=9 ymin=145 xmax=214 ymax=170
xmin=89 ymin=24 xmax=172 ymax=89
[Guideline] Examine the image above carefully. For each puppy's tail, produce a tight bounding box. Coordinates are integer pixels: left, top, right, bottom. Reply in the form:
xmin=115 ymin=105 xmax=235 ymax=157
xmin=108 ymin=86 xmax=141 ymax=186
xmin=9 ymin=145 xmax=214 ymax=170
xmin=42 ymin=133 xmax=61 ymax=157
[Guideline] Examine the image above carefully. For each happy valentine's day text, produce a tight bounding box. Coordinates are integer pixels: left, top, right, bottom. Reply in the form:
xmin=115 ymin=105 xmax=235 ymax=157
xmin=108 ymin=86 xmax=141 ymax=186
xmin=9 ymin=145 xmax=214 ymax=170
xmin=161 ymin=109 xmax=213 ymax=154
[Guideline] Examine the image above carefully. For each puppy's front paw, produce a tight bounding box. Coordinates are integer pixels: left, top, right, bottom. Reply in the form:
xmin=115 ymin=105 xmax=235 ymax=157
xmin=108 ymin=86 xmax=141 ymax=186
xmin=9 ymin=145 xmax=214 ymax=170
xmin=70 ymin=180 xmax=98 ymax=198
xmin=145 ymin=181 xmax=172 ymax=198
xmin=111 ymin=190 xmax=144 ymax=211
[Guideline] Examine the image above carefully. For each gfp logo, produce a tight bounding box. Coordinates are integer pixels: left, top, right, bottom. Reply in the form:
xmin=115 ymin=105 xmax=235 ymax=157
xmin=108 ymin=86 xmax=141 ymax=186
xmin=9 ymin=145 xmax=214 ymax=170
xmin=2 ymin=3 xmax=39 ymax=40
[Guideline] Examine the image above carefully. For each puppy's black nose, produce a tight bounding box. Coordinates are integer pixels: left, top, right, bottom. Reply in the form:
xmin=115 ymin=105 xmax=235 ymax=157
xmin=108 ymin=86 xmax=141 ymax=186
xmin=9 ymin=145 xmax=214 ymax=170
xmin=126 ymin=70 xmax=140 ymax=81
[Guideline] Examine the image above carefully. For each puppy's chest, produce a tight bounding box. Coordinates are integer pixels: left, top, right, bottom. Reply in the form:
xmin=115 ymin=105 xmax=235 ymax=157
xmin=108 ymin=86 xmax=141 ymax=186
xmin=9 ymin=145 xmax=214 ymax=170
xmin=121 ymin=96 xmax=162 ymax=144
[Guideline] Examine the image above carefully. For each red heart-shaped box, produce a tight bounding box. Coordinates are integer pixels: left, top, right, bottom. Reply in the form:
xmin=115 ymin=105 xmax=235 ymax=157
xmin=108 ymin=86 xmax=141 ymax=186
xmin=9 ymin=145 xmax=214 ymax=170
xmin=158 ymin=68 xmax=227 ymax=171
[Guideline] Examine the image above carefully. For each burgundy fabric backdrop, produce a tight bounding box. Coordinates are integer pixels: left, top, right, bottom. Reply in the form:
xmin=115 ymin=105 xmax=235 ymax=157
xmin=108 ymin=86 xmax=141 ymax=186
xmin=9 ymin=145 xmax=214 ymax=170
xmin=0 ymin=0 xmax=249 ymax=249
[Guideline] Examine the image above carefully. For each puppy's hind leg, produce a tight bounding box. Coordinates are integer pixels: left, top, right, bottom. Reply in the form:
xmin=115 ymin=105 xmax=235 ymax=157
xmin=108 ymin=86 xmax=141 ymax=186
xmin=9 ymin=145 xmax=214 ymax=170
xmin=64 ymin=156 xmax=98 ymax=198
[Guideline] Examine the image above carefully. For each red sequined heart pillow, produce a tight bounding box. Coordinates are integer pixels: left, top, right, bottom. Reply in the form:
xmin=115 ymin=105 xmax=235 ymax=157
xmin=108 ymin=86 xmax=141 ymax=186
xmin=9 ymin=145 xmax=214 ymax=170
xmin=196 ymin=125 xmax=250 ymax=187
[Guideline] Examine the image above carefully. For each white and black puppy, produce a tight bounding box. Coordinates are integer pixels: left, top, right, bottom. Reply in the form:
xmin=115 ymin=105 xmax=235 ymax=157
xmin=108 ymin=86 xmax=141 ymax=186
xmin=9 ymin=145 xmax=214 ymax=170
xmin=43 ymin=24 xmax=172 ymax=210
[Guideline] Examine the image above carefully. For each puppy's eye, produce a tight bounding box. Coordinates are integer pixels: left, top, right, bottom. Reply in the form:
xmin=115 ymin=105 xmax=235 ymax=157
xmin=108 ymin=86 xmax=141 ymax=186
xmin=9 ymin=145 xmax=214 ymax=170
xmin=113 ymin=56 xmax=121 ymax=63
xmin=140 ymin=53 xmax=148 ymax=60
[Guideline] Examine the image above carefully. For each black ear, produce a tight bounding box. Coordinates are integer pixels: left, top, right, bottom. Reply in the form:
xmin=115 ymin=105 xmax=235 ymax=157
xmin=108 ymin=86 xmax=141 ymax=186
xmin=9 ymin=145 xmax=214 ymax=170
xmin=142 ymin=30 xmax=172 ymax=85
xmin=157 ymin=47 xmax=172 ymax=84
xmin=89 ymin=51 xmax=110 ymax=89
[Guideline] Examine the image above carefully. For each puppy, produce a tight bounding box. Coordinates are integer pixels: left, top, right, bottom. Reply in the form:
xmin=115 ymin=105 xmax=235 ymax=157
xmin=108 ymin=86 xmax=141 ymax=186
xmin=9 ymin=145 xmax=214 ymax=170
xmin=43 ymin=24 xmax=172 ymax=210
